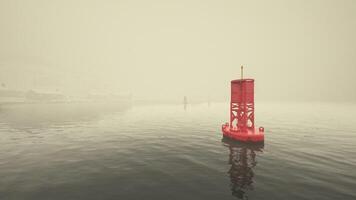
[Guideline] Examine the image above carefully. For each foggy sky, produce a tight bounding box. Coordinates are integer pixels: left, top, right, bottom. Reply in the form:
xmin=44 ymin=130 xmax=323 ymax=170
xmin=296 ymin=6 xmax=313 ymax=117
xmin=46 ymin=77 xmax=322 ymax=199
xmin=0 ymin=0 xmax=355 ymax=102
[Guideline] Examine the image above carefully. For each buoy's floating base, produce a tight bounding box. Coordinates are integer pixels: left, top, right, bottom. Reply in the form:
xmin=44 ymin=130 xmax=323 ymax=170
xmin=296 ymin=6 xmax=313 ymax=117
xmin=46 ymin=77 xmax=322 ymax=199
xmin=222 ymin=123 xmax=264 ymax=143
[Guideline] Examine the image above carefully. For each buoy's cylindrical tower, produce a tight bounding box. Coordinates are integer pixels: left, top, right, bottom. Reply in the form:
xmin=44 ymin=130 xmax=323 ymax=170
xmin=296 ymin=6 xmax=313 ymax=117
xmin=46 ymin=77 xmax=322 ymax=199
xmin=230 ymin=78 xmax=255 ymax=131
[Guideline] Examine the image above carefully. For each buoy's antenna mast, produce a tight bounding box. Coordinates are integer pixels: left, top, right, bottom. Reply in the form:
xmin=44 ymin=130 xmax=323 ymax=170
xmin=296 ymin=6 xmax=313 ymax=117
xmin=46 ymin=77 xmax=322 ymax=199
xmin=241 ymin=65 xmax=244 ymax=80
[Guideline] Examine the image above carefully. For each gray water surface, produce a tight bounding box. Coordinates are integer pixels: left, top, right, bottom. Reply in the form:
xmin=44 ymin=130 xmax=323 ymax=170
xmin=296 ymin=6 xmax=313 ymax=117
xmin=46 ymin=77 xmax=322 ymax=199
xmin=0 ymin=102 xmax=355 ymax=200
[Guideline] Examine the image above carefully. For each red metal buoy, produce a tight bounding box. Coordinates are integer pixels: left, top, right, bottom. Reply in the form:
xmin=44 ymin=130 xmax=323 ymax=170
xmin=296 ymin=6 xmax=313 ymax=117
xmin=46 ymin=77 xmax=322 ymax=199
xmin=222 ymin=66 xmax=264 ymax=143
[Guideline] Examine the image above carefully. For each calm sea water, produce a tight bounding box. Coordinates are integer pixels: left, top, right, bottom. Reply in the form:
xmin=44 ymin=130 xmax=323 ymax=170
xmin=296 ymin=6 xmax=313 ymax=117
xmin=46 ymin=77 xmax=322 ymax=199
xmin=0 ymin=102 xmax=355 ymax=200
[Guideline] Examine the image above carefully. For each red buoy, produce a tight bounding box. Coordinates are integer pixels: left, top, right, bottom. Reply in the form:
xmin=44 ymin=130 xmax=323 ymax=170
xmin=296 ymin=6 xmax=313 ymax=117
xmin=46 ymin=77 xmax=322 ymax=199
xmin=222 ymin=66 xmax=264 ymax=143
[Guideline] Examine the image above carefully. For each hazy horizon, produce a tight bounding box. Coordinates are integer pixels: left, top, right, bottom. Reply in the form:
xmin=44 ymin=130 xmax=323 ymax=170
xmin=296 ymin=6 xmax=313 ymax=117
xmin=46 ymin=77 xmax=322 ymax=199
xmin=1 ymin=0 xmax=355 ymax=103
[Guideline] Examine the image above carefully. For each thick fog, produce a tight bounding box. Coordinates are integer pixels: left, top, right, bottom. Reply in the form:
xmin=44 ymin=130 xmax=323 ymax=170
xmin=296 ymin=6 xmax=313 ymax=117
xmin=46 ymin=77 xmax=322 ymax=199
xmin=0 ymin=0 xmax=355 ymax=103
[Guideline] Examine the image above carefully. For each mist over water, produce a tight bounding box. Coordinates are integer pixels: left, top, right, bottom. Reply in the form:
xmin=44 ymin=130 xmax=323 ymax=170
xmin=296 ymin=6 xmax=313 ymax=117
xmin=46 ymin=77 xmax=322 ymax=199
xmin=1 ymin=0 xmax=356 ymax=199
xmin=1 ymin=0 xmax=356 ymax=102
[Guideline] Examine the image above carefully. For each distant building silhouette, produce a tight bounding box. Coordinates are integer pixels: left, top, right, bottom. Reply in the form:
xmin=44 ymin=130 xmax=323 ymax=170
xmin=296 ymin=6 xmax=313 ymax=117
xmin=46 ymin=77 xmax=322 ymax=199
xmin=183 ymin=96 xmax=188 ymax=110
